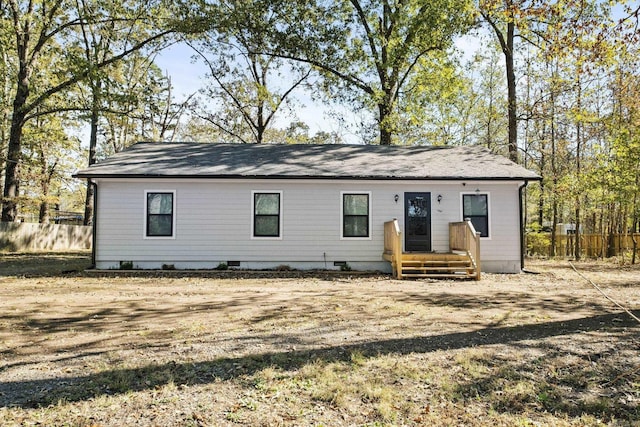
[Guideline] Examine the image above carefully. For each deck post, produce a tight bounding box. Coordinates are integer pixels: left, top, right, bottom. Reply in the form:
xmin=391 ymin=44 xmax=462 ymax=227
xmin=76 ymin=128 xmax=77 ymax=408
xmin=395 ymin=230 xmax=403 ymax=279
xmin=392 ymin=219 xmax=403 ymax=279
xmin=384 ymin=219 xmax=403 ymax=279
xmin=475 ymin=231 xmax=481 ymax=280
xmin=449 ymin=220 xmax=481 ymax=280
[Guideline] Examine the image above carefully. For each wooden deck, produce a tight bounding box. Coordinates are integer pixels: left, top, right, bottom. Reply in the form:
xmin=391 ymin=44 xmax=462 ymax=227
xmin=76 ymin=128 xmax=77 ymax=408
xmin=383 ymin=219 xmax=481 ymax=280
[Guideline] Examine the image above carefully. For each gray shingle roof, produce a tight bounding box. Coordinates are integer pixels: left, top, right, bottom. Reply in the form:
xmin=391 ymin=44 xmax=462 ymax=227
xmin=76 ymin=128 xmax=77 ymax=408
xmin=74 ymin=142 xmax=541 ymax=181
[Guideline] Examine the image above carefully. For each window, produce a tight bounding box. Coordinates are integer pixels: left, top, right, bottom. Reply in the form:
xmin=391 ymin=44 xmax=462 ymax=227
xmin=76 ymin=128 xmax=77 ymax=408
xmin=462 ymin=193 xmax=489 ymax=237
xmin=253 ymin=192 xmax=281 ymax=237
xmin=342 ymin=193 xmax=370 ymax=238
xmin=146 ymin=191 xmax=175 ymax=237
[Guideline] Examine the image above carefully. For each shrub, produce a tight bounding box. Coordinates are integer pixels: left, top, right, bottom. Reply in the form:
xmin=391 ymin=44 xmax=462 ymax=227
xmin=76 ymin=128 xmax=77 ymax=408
xmin=214 ymin=262 xmax=228 ymax=270
xmin=526 ymin=224 xmax=550 ymax=256
xmin=340 ymin=262 xmax=352 ymax=271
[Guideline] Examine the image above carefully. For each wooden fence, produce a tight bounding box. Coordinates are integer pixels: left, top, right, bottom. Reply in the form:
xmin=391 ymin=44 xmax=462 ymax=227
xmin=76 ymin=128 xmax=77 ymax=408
xmin=527 ymin=232 xmax=640 ymax=258
xmin=0 ymin=222 xmax=92 ymax=252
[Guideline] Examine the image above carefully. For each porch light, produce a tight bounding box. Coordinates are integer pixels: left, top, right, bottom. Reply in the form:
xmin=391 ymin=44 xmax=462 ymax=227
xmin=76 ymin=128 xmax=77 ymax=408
xmin=437 ymin=194 xmax=442 ymax=204
xmin=394 ymin=194 xmax=399 ymax=203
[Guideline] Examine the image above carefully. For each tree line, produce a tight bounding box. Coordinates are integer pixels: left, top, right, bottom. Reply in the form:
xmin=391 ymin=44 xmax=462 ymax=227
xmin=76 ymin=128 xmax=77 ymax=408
xmin=1 ymin=0 xmax=638 ymax=261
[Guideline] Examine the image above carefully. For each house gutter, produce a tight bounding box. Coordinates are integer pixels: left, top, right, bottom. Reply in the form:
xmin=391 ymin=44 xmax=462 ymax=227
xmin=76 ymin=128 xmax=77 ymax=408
xmin=74 ymin=173 xmax=541 ymax=182
xmin=519 ymin=180 xmax=529 ymax=271
xmin=90 ymin=180 xmax=98 ymax=268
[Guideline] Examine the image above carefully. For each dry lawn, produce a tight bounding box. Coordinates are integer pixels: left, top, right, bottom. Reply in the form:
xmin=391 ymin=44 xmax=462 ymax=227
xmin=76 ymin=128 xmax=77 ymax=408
xmin=0 ymin=253 xmax=639 ymax=426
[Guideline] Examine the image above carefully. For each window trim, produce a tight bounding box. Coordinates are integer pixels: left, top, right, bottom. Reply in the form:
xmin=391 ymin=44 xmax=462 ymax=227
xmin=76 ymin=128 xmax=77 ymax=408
xmin=144 ymin=190 xmax=176 ymax=239
xmin=251 ymin=190 xmax=283 ymax=240
xmin=340 ymin=191 xmax=372 ymax=240
xmin=461 ymin=192 xmax=490 ymax=239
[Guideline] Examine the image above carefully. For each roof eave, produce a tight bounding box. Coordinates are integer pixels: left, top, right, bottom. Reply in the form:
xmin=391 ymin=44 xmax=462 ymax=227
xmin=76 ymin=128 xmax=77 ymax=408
xmin=73 ymin=173 xmax=541 ymax=181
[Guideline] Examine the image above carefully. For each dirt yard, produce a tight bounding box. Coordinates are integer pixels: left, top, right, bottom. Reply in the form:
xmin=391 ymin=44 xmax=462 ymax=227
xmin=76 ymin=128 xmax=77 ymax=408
xmin=0 ymin=253 xmax=638 ymax=426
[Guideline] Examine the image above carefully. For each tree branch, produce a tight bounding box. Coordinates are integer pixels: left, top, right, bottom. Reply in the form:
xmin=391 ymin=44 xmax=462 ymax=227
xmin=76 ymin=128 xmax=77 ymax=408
xmin=23 ymin=28 xmax=174 ymax=115
xmin=258 ymin=50 xmax=374 ymax=95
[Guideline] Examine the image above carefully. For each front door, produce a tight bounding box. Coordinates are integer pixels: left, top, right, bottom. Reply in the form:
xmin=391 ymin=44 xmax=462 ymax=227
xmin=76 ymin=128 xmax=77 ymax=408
xmin=405 ymin=192 xmax=431 ymax=252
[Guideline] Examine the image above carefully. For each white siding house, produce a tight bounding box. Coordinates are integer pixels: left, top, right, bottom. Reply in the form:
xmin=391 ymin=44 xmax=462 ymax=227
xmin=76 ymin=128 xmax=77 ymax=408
xmin=75 ymin=143 xmax=540 ymax=274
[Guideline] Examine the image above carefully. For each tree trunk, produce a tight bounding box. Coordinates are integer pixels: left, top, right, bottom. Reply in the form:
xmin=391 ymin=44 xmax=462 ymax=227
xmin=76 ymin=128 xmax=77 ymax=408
xmin=39 ymin=199 xmax=50 ymax=224
xmin=538 ymin=184 xmax=544 ymax=227
xmin=483 ymin=6 xmax=518 ymax=162
xmin=379 ymin=127 xmax=392 ymax=146
xmin=2 ymin=108 xmax=26 ymax=222
xmin=550 ymin=200 xmax=558 ymax=257
xmin=633 ymin=184 xmax=638 ymax=264
xmin=83 ymin=83 xmax=101 ymax=226
xmin=378 ymin=103 xmax=392 ymax=145
xmin=574 ymin=81 xmax=582 ymax=260
xmin=2 ymin=24 xmax=30 ymax=222
xmin=256 ymin=98 xmax=265 ymax=144
xmin=549 ymin=64 xmax=557 ymax=257
xmin=84 ymin=181 xmax=95 ymax=226
xmin=606 ymin=204 xmax=617 ymax=257
xmin=0 ymin=50 xmax=10 ymax=199
xmin=574 ymin=202 xmax=581 ymax=259
xmin=38 ymin=152 xmax=51 ymax=225
xmin=505 ymin=20 xmax=518 ymax=163
xmin=538 ymin=145 xmax=545 ymax=226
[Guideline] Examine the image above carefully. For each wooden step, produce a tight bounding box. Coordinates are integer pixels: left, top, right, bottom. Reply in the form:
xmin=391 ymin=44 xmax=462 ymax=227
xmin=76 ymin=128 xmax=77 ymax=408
xmin=402 ymin=273 xmax=475 ymax=279
xmin=385 ymin=250 xmax=479 ymax=280
xmin=402 ymin=271 xmax=473 ymax=276
xmin=401 ymin=259 xmax=471 ymax=265
xmin=401 ymin=266 xmax=472 ymax=272
xmin=401 ymin=253 xmax=469 ymax=261
xmin=401 ymin=258 xmax=475 ymax=277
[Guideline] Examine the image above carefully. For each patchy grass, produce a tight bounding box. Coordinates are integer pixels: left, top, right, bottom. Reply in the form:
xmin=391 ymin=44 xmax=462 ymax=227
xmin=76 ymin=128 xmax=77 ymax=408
xmin=0 ymin=251 xmax=91 ymax=277
xmin=0 ymin=256 xmax=638 ymax=426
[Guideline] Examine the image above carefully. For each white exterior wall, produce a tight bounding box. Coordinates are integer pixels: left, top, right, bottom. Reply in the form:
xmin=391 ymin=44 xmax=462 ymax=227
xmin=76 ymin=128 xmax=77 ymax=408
xmin=94 ymin=178 xmax=523 ymax=273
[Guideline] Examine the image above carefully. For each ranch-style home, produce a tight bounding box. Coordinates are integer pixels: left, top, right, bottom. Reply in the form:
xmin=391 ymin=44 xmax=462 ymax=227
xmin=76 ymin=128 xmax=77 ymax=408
xmin=74 ymin=142 xmax=540 ymax=278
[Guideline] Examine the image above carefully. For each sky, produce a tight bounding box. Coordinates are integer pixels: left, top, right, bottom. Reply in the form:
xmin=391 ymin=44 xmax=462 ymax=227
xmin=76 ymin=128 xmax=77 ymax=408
xmin=153 ymin=43 xmax=343 ymax=139
xmin=152 ymin=33 xmax=484 ymax=144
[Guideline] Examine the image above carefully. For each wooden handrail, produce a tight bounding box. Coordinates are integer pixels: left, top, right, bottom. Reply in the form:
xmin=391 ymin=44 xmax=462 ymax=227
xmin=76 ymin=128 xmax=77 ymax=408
xmin=449 ymin=220 xmax=481 ymax=280
xmin=384 ymin=219 xmax=403 ymax=278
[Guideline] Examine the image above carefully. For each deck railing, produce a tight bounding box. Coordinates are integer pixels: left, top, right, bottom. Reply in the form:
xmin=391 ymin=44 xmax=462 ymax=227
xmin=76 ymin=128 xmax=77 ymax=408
xmin=449 ymin=219 xmax=481 ymax=280
xmin=383 ymin=219 xmax=403 ymax=278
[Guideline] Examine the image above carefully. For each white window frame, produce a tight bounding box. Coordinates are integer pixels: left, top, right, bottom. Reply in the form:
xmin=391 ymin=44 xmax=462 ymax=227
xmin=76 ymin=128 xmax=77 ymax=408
xmin=144 ymin=190 xmax=177 ymax=240
xmin=340 ymin=191 xmax=372 ymax=240
xmin=460 ymin=191 xmax=491 ymax=239
xmin=251 ymin=190 xmax=283 ymax=240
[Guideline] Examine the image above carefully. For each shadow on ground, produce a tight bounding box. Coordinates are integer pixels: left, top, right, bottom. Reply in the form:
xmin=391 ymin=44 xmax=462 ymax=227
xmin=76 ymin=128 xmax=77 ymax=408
xmin=0 ymin=252 xmax=92 ymax=277
xmin=1 ymin=310 xmax=638 ymax=421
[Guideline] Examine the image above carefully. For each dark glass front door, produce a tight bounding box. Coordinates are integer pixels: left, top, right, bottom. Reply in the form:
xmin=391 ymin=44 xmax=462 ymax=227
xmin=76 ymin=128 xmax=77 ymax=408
xmin=405 ymin=192 xmax=431 ymax=252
